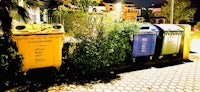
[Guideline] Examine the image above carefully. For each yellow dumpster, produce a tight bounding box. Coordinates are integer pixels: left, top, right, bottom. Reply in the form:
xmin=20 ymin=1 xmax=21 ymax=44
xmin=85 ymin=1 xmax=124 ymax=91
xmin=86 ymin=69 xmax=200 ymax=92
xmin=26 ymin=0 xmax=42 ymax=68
xmin=190 ymin=31 xmax=200 ymax=53
xmin=12 ymin=24 xmax=65 ymax=72
xmin=178 ymin=24 xmax=191 ymax=61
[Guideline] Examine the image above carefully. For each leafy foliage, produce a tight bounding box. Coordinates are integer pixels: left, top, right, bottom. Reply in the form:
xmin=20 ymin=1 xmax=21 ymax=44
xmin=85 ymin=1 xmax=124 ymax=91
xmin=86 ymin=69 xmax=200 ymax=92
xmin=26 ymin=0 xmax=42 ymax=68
xmin=61 ymin=10 xmax=139 ymax=75
xmin=52 ymin=6 xmax=91 ymax=36
xmin=71 ymin=0 xmax=100 ymax=11
xmin=52 ymin=3 xmax=139 ymax=75
xmin=161 ymin=0 xmax=196 ymax=23
xmin=0 ymin=0 xmax=41 ymax=73
xmin=0 ymin=35 xmax=23 ymax=74
xmin=0 ymin=0 xmax=42 ymax=34
xmin=194 ymin=21 xmax=200 ymax=30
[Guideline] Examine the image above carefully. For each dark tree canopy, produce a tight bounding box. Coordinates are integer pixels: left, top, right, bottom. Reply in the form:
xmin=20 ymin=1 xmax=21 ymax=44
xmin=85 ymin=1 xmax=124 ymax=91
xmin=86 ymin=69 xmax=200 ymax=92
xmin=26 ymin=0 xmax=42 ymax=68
xmin=161 ymin=0 xmax=196 ymax=23
xmin=0 ymin=0 xmax=41 ymax=34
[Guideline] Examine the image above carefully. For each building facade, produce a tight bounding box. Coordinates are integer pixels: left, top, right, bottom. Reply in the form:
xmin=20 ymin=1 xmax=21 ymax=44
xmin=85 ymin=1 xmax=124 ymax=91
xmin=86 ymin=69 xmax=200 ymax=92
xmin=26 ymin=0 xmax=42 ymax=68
xmin=104 ymin=2 xmax=138 ymax=21
xmin=89 ymin=2 xmax=138 ymax=21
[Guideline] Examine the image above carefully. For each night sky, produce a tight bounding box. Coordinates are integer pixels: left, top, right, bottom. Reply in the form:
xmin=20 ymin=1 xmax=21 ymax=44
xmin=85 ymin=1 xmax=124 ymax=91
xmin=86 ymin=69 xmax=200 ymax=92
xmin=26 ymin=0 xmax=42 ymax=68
xmin=126 ymin=0 xmax=166 ymax=7
xmin=103 ymin=0 xmax=166 ymax=7
xmin=191 ymin=0 xmax=200 ymax=21
xmin=129 ymin=0 xmax=200 ymax=21
xmin=104 ymin=0 xmax=200 ymax=21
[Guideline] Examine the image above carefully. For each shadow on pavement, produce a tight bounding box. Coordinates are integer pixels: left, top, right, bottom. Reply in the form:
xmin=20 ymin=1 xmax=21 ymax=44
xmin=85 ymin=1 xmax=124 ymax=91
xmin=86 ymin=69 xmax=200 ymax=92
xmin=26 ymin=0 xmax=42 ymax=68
xmin=0 ymin=66 xmax=120 ymax=91
xmin=1 ymin=56 xmax=196 ymax=91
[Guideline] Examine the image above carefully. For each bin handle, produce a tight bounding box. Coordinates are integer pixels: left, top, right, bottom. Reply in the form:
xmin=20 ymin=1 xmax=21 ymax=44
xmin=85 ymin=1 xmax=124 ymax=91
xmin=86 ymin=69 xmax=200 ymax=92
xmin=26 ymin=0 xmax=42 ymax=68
xmin=41 ymin=27 xmax=51 ymax=31
xmin=53 ymin=25 xmax=62 ymax=29
xmin=16 ymin=25 xmax=26 ymax=30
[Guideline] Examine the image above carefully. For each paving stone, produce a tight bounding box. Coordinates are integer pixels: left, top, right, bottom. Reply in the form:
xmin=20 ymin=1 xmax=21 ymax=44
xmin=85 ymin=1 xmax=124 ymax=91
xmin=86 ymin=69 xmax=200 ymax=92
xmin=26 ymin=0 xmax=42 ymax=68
xmin=126 ymin=79 xmax=133 ymax=82
xmin=99 ymin=85 xmax=108 ymax=89
xmin=184 ymin=89 xmax=194 ymax=92
xmin=162 ymin=83 xmax=170 ymax=86
xmin=124 ymin=86 xmax=132 ymax=91
xmin=135 ymin=84 xmax=143 ymax=88
xmin=112 ymin=89 xmax=120 ymax=92
xmin=171 ymin=80 xmax=179 ymax=83
xmin=186 ymin=81 xmax=195 ymax=84
xmin=146 ymin=82 xmax=154 ymax=86
xmin=163 ymin=80 xmax=171 ymax=84
xmin=150 ymin=88 xmax=158 ymax=92
xmin=169 ymin=83 xmax=178 ymax=86
xmin=177 ymin=83 xmax=185 ymax=86
xmin=87 ymin=89 xmax=96 ymax=92
xmin=132 ymin=87 xmax=141 ymax=91
xmin=193 ymin=86 xmax=200 ymax=90
xmin=129 ymin=90 xmax=137 ymax=92
xmin=185 ymin=83 xmax=194 ymax=87
xmin=129 ymin=81 xmax=138 ymax=85
xmin=141 ymin=87 xmax=150 ymax=91
xmin=128 ymin=83 xmax=136 ymax=88
xmin=184 ymin=86 xmax=194 ymax=90
xmin=176 ymin=85 xmax=184 ymax=89
xmin=92 ymin=84 xmax=100 ymax=89
xmin=143 ymin=85 xmax=152 ymax=88
xmin=95 ymin=88 xmax=103 ymax=92
xmin=116 ymin=86 xmax=124 ymax=90
xmin=113 ymin=83 xmax=120 ymax=87
xmin=158 ymin=88 xmax=166 ymax=92
xmin=152 ymin=85 xmax=160 ymax=89
xmin=141 ymin=79 xmax=148 ymax=83
xmin=139 ymin=81 xmax=146 ymax=85
xmin=119 ymin=83 xmax=127 ymax=87
xmin=168 ymin=85 xmax=176 ymax=89
xmin=103 ymin=89 xmax=112 ymax=92
xmin=160 ymin=85 xmax=168 ymax=89
xmin=107 ymin=85 xmax=116 ymax=90
xmin=194 ymin=83 xmax=200 ymax=87
xmin=149 ymin=79 xmax=156 ymax=83
xmin=156 ymin=79 xmax=163 ymax=83
xmin=193 ymin=89 xmax=200 ymax=92
xmin=78 ymin=87 xmax=88 ymax=92
xmin=175 ymin=89 xmax=184 ymax=92
xmin=40 ymin=55 xmax=200 ymax=92
xmin=166 ymin=88 xmax=175 ymax=92
xmin=69 ymin=84 xmax=77 ymax=88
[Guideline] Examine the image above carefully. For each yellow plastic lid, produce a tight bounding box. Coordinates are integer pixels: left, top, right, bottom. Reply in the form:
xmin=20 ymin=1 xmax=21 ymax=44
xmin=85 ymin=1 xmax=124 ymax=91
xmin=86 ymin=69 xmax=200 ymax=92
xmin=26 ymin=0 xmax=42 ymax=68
xmin=12 ymin=23 xmax=65 ymax=35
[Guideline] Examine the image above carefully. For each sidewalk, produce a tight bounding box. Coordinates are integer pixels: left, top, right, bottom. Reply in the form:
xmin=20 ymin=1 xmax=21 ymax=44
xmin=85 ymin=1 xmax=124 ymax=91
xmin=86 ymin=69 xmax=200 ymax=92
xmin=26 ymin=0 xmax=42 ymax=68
xmin=43 ymin=53 xmax=200 ymax=92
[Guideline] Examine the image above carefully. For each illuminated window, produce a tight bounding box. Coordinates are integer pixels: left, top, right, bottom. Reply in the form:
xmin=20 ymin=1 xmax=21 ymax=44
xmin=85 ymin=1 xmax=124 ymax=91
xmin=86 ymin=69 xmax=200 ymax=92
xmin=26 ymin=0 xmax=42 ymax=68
xmin=128 ymin=8 xmax=131 ymax=13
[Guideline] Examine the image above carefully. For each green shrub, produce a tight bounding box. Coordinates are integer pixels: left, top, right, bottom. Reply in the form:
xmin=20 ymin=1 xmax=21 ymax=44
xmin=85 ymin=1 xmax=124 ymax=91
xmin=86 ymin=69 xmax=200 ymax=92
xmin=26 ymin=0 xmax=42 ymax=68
xmin=0 ymin=35 xmax=23 ymax=75
xmin=68 ymin=19 xmax=139 ymax=75
xmin=54 ymin=7 xmax=139 ymax=75
xmin=194 ymin=21 xmax=200 ymax=31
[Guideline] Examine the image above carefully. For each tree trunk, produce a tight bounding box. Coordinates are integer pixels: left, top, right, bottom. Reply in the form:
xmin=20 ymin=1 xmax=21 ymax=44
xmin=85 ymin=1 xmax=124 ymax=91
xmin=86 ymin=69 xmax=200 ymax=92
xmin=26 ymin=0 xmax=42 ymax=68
xmin=0 ymin=7 xmax=12 ymax=36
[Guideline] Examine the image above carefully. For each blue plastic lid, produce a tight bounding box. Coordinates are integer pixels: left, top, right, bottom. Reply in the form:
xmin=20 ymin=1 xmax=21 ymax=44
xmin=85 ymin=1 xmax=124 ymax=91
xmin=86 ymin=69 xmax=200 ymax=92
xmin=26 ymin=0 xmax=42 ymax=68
xmin=139 ymin=24 xmax=160 ymax=32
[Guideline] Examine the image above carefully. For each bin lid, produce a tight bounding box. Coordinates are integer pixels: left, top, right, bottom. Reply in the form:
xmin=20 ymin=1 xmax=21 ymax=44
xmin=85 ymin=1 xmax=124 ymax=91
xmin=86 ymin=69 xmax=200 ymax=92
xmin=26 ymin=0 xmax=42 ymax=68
xmin=154 ymin=24 xmax=183 ymax=32
xmin=139 ymin=24 xmax=160 ymax=32
xmin=12 ymin=24 xmax=65 ymax=35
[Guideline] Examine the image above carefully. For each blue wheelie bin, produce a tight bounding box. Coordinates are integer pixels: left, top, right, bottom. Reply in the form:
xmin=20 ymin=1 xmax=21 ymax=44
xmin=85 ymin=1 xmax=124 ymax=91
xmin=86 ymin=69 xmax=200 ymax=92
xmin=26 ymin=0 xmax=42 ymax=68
xmin=132 ymin=24 xmax=159 ymax=63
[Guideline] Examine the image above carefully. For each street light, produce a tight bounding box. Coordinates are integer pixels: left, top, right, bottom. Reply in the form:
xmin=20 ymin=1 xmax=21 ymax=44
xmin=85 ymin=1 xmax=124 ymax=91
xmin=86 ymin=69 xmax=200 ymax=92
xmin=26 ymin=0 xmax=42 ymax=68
xmin=170 ymin=0 xmax=174 ymax=24
xmin=18 ymin=0 xmax=24 ymax=7
xmin=116 ymin=2 xmax=122 ymax=12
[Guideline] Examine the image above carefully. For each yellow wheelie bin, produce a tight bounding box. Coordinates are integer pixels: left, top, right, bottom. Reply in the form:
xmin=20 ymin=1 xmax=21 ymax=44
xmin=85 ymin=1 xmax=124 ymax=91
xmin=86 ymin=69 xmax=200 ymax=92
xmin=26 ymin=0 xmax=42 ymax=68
xmin=178 ymin=24 xmax=192 ymax=61
xmin=12 ymin=24 xmax=65 ymax=72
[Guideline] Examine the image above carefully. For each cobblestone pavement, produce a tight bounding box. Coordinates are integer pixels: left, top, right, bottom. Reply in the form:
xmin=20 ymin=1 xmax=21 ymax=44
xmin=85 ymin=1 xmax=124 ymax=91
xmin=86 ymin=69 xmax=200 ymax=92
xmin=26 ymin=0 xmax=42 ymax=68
xmin=44 ymin=54 xmax=200 ymax=92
